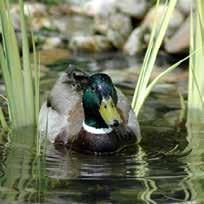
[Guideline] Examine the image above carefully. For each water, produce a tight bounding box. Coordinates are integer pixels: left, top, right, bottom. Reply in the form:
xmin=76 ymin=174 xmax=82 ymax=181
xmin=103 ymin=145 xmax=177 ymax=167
xmin=0 ymin=52 xmax=204 ymax=204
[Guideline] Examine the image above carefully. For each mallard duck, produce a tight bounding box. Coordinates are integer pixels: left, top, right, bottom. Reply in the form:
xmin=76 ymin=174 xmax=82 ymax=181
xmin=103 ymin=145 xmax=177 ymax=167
xmin=39 ymin=68 xmax=141 ymax=155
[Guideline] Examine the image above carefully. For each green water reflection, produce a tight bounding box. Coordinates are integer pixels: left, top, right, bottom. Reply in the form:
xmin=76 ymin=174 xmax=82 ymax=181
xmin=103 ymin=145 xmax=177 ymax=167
xmin=0 ymin=118 xmax=202 ymax=203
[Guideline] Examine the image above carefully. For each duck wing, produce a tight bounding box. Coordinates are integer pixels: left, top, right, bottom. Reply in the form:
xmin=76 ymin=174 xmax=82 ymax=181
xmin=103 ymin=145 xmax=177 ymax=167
xmin=39 ymin=68 xmax=89 ymax=144
xmin=48 ymin=68 xmax=89 ymax=115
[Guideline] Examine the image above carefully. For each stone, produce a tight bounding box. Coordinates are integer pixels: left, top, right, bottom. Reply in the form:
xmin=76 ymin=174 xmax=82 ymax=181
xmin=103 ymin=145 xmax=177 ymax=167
xmin=95 ymin=13 xmax=132 ymax=49
xmin=49 ymin=4 xmax=84 ymax=16
xmin=24 ymin=2 xmax=47 ymax=17
xmin=83 ymin=0 xmax=116 ymax=17
xmin=107 ymin=13 xmax=132 ymax=48
xmin=35 ymin=49 xmax=70 ymax=65
xmin=107 ymin=31 xmax=125 ymax=49
xmin=163 ymin=110 xmax=181 ymax=127
xmin=69 ymin=35 xmax=112 ymax=52
xmin=143 ymin=5 xmax=185 ymax=37
xmin=11 ymin=3 xmax=50 ymax=31
xmin=164 ymin=17 xmax=190 ymax=54
xmin=31 ymin=17 xmax=52 ymax=31
xmin=138 ymin=106 xmax=157 ymax=123
xmin=116 ymin=0 xmax=148 ymax=18
xmin=42 ymin=36 xmax=63 ymax=49
xmin=123 ymin=27 xmax=145 ymax=55
xmin=151 ymin=83 xmax=177 ymax=95
xmin=52 ymin=15 xmax=94 ymax=38
xmin=178 ymin=0 xmax=192 ymax=15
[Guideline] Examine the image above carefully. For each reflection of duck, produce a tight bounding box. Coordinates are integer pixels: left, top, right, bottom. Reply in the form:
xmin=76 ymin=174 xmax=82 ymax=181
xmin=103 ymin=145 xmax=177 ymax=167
xmin=39 ymin=68 xmax=141 ymax=154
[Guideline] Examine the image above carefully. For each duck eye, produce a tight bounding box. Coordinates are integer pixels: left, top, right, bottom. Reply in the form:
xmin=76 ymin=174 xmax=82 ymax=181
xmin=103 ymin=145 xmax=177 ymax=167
xmin=104 ymin=105 xmax=107 ymax=109
xmin=111 ymin=102 xmax=114 ymax=108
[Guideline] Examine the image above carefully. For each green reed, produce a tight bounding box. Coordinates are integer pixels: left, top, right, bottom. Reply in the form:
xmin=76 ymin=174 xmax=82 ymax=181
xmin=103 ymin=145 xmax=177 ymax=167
xmin=131 ymin=0 xmax=177 ymax=116
xmin=188 ymin=0 xmax=204 ymax=124
xmin=0 ymin=0 xmax=39 ymax=129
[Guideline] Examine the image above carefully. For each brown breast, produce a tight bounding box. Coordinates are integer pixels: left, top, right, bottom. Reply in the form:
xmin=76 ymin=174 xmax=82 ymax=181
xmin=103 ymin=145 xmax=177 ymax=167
xmin=67 ymin=125 xmax=137 ymax=155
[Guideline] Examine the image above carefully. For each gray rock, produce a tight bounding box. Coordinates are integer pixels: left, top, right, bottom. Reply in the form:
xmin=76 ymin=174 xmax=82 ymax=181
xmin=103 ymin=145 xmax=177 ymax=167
xmin=108 ymin=13 xmax=132 ymax=35
xmin=164 ymin=17 xmax=190 ymax=54
xmin=95 ymin=12 xmax=132 ymax=49
xmin=116 ymin=0 xmax=148 ymax=18
xmin=11 ymin=3 xmax=50 ymax=32
xmin=52 ymin=15 xmax=94 ymax=38
xmin=152 ymin=83 xmax=177 ymax=95
xmin=42 ymin=36 xmax=63 ymax=49
xmin=138 ymin=106 xmax=157 ymax=122
xmin=107 ymin=31 xmax=125 ymax=49
xmin=143 ymin=5 xmax=185 ymax=38
xmin=94 ymin=15 xmax=109 ymax=34
xmin=24 ymin=2 xmax=47 ymax=17
xmin=123 ymin=27 xmax=145 ymax=55
xmin=107 ymin=13 xmax=132 ymax=48
xmin=83 ymin=0 xmax=116 ymax=17
xmin=69 ymin=35 xmax=112 ymax=52
xmin=163 ymin=110 xmax=181 ymax=127
xmin=178 ymin=0 xmax=192 ymax=15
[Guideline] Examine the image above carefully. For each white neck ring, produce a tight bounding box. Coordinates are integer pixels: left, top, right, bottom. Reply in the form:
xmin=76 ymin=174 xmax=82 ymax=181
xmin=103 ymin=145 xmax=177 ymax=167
xmin=82 ymin=121 xmax=113 ymax=135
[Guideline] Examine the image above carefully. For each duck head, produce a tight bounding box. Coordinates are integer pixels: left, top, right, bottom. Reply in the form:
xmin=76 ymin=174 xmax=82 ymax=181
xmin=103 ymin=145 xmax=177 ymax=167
xmin=82 ymin=73 xmax=122 ymax=130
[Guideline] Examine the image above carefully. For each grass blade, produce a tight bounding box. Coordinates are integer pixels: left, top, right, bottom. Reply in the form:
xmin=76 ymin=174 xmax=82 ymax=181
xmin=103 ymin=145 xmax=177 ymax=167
xmin=132 ymin=0 xmax=177 ymax=116
xmin=19 ymin=0 xmax=35 ymax=124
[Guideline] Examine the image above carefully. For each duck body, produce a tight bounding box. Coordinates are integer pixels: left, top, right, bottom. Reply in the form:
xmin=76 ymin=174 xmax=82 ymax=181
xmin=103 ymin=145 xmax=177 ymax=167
xmin=39 ymin=68 xmax=141 ymax=154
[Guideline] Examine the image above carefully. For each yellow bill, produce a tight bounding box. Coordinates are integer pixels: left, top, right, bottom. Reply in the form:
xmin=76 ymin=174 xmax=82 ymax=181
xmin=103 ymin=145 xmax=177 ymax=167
xmin=99 ymin=97 xmax=122 ymax=126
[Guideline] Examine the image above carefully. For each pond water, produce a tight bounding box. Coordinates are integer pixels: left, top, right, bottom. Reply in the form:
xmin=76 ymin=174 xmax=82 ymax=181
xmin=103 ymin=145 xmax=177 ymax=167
xmin=0 ymin=51 xmax=204 ymax=204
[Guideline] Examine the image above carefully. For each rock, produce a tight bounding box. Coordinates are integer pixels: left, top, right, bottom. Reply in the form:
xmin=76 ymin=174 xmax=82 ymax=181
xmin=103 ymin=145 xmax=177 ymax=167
xmin=107 ymin=31 xmax=125 ymax=49
xmin=31 ymin=17 xmax=52 ymax=31
xmin=49 ymin=4 xmax=84 ymax=16
xmin=11 ymin=3 xmax=47 ymax=18
xmin=163 ymin=110 xmax=182 ymax=127
xmin=69 ymin=35 xmax=112 ymax=52
xmin=94 ymin=15 xmax=109 ymax=34
xmin=10 ymin=3 xmax=50 ymax=31
xmin=143 ymin=5 xmax=185 ymax=37
xmin=24 ymin=3 xmax=47 ymax=17
xmin=104 ymin=67 xmax=139 ymax=84
xmin=52 ymin=15 xmax=94 ymax=38
xmin=123 ymin=27 xmax=145 ymax=55
xmin=109 ymin=13 xmax=132 ymax=36
xmin=138 ymin=106 xmax=157 ymax=123
xmin=83 ymin=0 xmax=116 ymax=17
xmin=107 ymin=13 xmax=132 ymax=48
xmin=164 ymin=17 xmax=190 ymax=54
xmin=42 ymin=36 xmax=63 ymax=49
xmin=124 ymin=4 xmax=185 ymax=55
xmin=151 ymin=83 xmax=177 ymax=95
xmin=35 ymin=49 xmax=70 ymax=65
xmin=178 ymin=0 xmax=192 ymax=15
xmin=95 ymin=13 xmax=132 ymax=49
xmin=116 ymin=0 xmax=148 ymax=18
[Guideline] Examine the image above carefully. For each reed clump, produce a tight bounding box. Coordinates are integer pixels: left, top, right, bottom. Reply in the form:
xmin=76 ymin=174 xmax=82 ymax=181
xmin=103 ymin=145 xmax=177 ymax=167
xmin=0 ymin=0 xmax=39 ymax=129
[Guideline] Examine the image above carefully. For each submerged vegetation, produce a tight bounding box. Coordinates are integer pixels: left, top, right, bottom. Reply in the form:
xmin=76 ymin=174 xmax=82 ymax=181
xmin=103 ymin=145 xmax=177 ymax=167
xmin=0 ymin=0 xmax=39 ymax=129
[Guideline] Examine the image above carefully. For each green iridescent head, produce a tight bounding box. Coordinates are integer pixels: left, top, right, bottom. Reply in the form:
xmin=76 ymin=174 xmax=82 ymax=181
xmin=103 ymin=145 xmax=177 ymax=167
xmin=82 ymin=73 xmax=122 ymax=129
